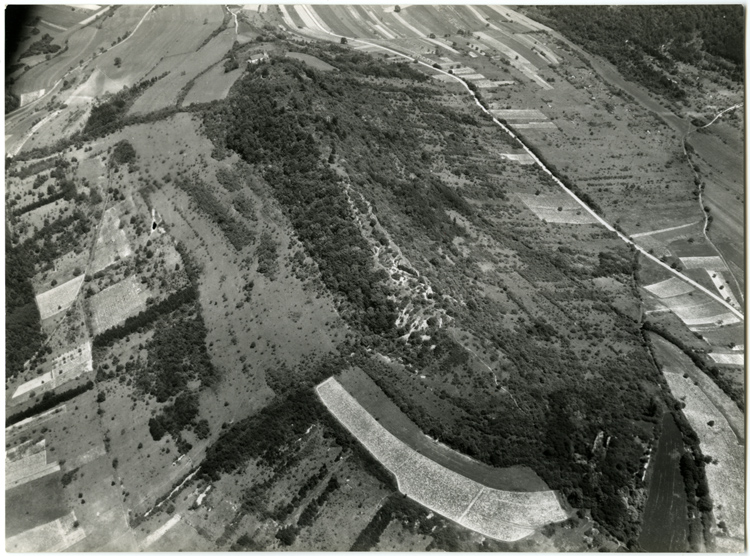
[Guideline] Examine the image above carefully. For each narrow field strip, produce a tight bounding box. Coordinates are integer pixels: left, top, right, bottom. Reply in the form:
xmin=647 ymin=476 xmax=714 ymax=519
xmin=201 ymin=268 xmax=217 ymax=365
xmin=662 ymin=372 xmax=744 ymax=541
xmin=630 ymin=220 xmax=701 ymax=238
xmin=475 ymin=32 xmax=552 ymax=90
xmin=35 ymin=274 xmax=85 ymax=320
xmin=708 ymin=353 xmax=744 ymax=366
xmin=513 ymin=122 xmax=557 ymax=130
xmin=142 ymin=514 xmax=182 ymax=549
xmin=317 ymin=377 xmax=567 ymax=542
xmin=706 ymin=270 xmax=740 ymax=308
xmin=518 ymin=193 xmax=597 ymax=225
xmin=5 ymin=405 xmax=67 ymax=435
xmin=475 ymin=79 xmax=507 ymax=88
xmin=679 ymin=256 xmax=728 ymax=271
xmin=72 ymin=443 xmax=108 ymax=468
xmin=13 ymin=371 xmax=54 ymax=398
xmin=12 ymin=342 xmax=93 ymax=399
xmin=684 ymin=312 xmax=741 ymax=328
xmin=490 ymin=108 xmax=548 ymax=120
xmin=499 ymin=153 xmax=535 ymax=165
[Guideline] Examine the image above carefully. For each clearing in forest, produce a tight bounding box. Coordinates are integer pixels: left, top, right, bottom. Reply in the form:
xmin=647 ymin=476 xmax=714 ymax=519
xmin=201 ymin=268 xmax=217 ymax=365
xmin=88 ymin=274 xmax=149 ymax=335
xmin=35 ymin=274 xmax=85 ymax=320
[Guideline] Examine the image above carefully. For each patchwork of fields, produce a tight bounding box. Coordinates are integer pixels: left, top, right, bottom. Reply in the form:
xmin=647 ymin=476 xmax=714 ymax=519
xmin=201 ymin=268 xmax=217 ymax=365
xmin=6 ymin=511 xmax=86 ymax=552
xmin=317 ymin=377 xmax=567 ymax=542
xmin=12 ymin=342 xmax=93 ymax=400
xmin=6 ymin=439 xmax=61 ymax=490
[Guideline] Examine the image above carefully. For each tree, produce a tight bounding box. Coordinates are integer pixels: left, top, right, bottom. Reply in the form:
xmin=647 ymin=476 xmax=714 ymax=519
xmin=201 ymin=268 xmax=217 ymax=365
xmin=114 ymin=57 xmax=122 ymax=68
xmin=394 ymin=5 xmax=401 ymax=12
xmin=340 ymin=37 xmax=347 ymax=44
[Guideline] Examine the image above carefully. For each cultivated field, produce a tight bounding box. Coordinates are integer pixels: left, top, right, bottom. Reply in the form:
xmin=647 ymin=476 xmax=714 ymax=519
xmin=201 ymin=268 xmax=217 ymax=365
xmin=12 ymin=342 xmax=93 ymax=400
xmin=6 ymin=511 xmax=86 ymax=552
xmin=87 ymin=274 xmax=150 ymax=335
xmin=182 ymin=65 xmax=243 ymax=106
xmin=6 ymin=439 xmax=61 ymax=490
xmin=708 ymin=352 xmax=744 ymax=366
xmin=679 ymin=256 xmax=729 ymax=272
xmin=517 ymin=193 xmax=597 ymax=225
xmin=336 ymin=367 xmax=548 ymax=491
xmin=499 ymin=153 xmax=535 ymax=165
xmin=285 ymin=52 xmax=337 ymax=71
xmin=35 ymin=274 xmax=85 ymax=320
xmin=706 ymin=271 xmax=740 ymax=308
xmin=663 ymin=371 xmax=744 ymax=542
xmin=128 ymin=27 xmax=236 ymax=114
xmin=643 ymin=277 xmax=695 ymax=299
xmin=317 ymin=377 xmax=567 ymax=542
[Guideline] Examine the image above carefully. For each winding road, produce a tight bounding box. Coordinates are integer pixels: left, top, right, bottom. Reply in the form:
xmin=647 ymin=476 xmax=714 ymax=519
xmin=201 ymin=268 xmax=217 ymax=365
xmin=683 ymin=104 xmax=744 ymax=306
xmin=282 ymin=8 xmax=744 ymax=322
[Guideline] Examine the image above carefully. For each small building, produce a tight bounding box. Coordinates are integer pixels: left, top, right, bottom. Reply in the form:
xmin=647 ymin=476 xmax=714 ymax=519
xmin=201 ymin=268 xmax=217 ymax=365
xmin=247 ymin=51 xmax=269 ymax=65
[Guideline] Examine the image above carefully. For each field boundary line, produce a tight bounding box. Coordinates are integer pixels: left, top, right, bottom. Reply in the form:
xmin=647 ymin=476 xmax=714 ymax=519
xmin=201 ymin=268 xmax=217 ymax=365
xmin=630 ymin=220 xmax=701 ymax=238
xmin=458 ymin=486 xmax=486 ymax=522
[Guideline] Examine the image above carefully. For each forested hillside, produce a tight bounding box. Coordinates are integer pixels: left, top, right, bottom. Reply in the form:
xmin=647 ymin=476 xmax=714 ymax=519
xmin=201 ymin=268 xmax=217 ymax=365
xmin=525 ymin=5 xmax=744 ymax=98
xmin=199 ymin=49 xmax=662 ymax=543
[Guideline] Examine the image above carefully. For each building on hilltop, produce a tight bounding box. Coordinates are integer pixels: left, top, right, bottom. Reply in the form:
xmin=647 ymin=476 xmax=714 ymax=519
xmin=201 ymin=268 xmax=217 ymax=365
xmin=247 ymin=51 xmax=269 ymax=65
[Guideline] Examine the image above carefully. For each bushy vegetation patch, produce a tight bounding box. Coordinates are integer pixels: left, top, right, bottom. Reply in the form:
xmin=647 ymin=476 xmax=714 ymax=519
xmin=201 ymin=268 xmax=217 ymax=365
xmin=136 ymin=306 xmax=218 ymax=402
xmin=5 ymin=226 xmax=44 ymax=379
xmin=526 ymin=6 xmax=744 ymax=94
xmin=82 ymin=76 xmax=163 ymax=138
xmin=20 ymin=33 xmax=61 ymax=59
xmin=6 ymin=380 xmax=94 ymax=427
xmin=109 ymin=140 xmax=137 ymax=167
xmin=174 ymin=174 xmax=253 ymax=251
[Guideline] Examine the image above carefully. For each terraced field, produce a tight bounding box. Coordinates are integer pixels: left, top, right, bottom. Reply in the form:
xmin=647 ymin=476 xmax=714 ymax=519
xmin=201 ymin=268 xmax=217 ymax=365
xmin=317 ymin=376 xmax=567 ymax=542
